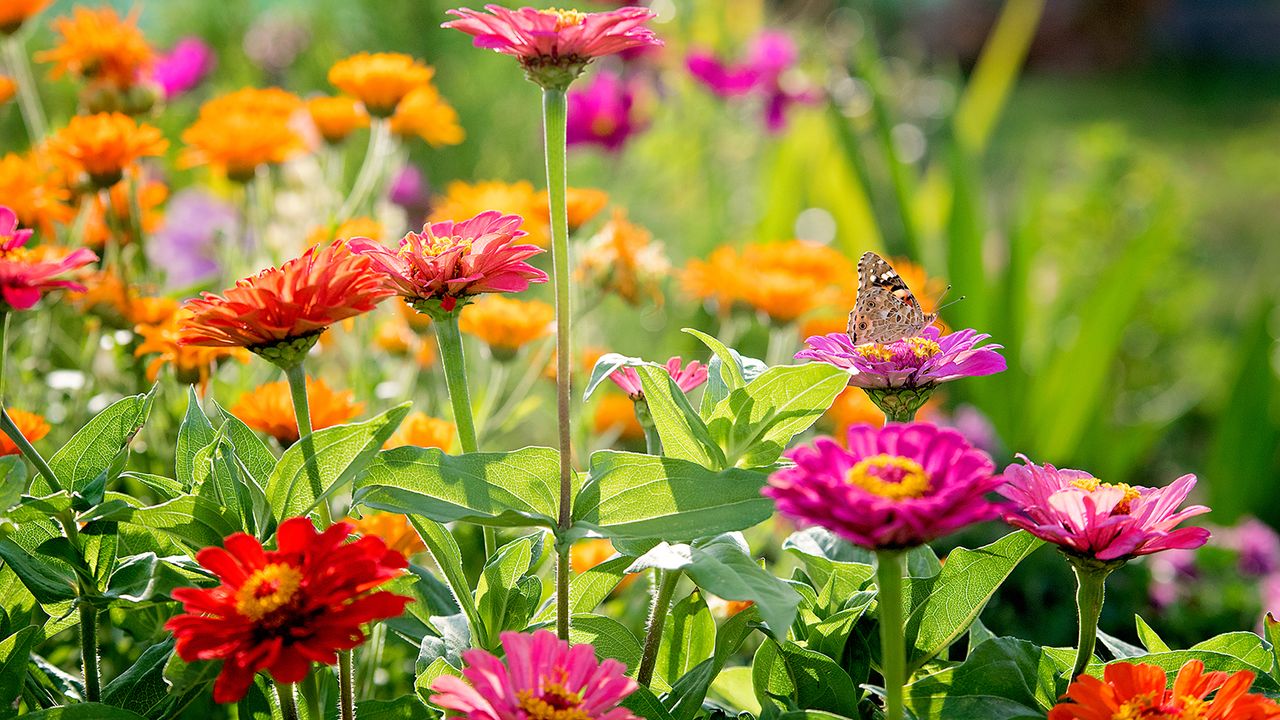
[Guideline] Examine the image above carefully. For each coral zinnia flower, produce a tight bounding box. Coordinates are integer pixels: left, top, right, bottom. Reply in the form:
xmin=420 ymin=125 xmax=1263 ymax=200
xmin=797 ymin=326 xmax=1006 ymax=389
xmin=306 ymin=95 xmax=369 ymax=145
xmin=0 ymin=409 xmax=49 ymax=456
xmin=765 ymin=422 xmax=1002 ymax=549
xmin=458 ymin=295 xmax=554 ymax=360
xmin=385 ymin=411 xmax=454 ymax=451
xmin=346 ymin=512 xmax=426 ymax=560
xmin=999 ymin=455 xmax=1210 ymax=562
xmin=0 ymin=206 xmax=97 ymax=311
xmin=45 ymin=113 xmax=167 ymax=188
xmin=0 ymin=153 xmax=74 ymax=240
xmin=350 ymin=210 xmax=546 ymax=315
xmin=431 ymin=180 xmax=548 ymax=247
xmin=388 ymin=83 xmax=465 ymax=147
xmin=443 ymin=5 xmax=661 ymax=89
xmin=0 ymin=0 xmax=51 ymax=35
xmin=166 ymin=517 xmax=411 ymax=703
xmin=38 ymin=6 xmax=153 ymax=89
xmin=181 ymin=88 xmax=306 ymax=182
xmin=230 ymin=376 xmax=363 ymax=446
xmin=328 ymin=52 xmax=434 ymax=118
xmin=1048 ymin=659 xmax=1280 ymax=720
xmin=430 ymin=629 xmax=639 ymax=720
xmin=608 ymin=356 xmax=708 ymax=401
xmin=135 ymin=308 xmax=250 ymax=391
xmin=179 ymin=242 xmax=393 ymax=366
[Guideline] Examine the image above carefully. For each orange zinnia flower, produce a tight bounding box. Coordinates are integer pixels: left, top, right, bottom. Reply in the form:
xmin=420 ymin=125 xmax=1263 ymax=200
xmin=45 ymin=113 xmax=167 ymax=188
xmin=346 ymin=512 xmax=426 ymax=559
xmin=182 ymin=88 xmax=306 ymax=182
xmin=328 ymin=52 xmax=434 ymax=118
xmin=179 ymin=242 xmax=393 ymax=368
xmin=0 ymin=153 xmax=73 ymax=240
xmin=136 ymin=308 xmax=250 ymax=391
xmin=306 ymin=95 xmax=368 ymax=145
xmin=1 ymin=0 xmax=51 ymax=35
xmin=1049 ymin=659 xmax=1280 ymax=719
xmin=576 ymin=209 xmax=668 ymax=306
xmin=389 ymin=84 xmax=464 ymax=147
xmin=38 ymin=6 xmax=153 ymax=89
xmin=683 ymin=240 xmax=856 ymax=324
xmin=560 ymin=186 xmax=610 ymax=231
xmin=84 ymin=175 xmax=167 ymax=248
xmin=230 ymin=376 xmax=363 ymax=446
xmin=593 ymin=393 xmax=644 ymax=442
xmin=458 ymin=295 xmax=553 ymax=360
xmin=385 ymin=411 xmax=454 ymax=452
xmin=0 ymin=409 xmax=49 ymax=456
xmin=430 ymin=180 xmax=548 ymax=247
xmin=570 ymin=538 xmax=638 ymax=591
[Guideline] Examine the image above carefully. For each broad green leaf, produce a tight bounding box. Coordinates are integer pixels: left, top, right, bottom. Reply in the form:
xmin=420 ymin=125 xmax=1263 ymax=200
xmin=22 ymin=705 xmax=148 ymax=719
xmin=46 ymin=390 xmax=154 ymax=494
xmin=569 ymin=613 xmax=642 ymax=674
xmin=1135 ymin=615 xmax=1171 ymax=654
xmin=1190 ymin=632 xmax=1273 ymax=672
xmin=476 ymin=536 xmax=539 ymax=644
xmin=752 ymin=638 xmax=860 ymax=716
xmin=582 ymin=353 xmax=640 ymax=402
xmin=1266 ymin=613 xmax=1280 ymax=681
xmin=683 ymin=328 xmax=746 ymax=393
xmin=415 ymin=656 xmax=461 ymax=704
xmin=117 ymin=493 xmax=240 ymax=550
xmin=906 ymin=637 xmax=1069 ymax=719
xmin=406 ymin=517 xmax=483 ymax=648
xmin=176 ymin=388 xmax=215 ymax=490
xmin=635 ymin=365 xmax=725 ymax=469
xmin=214 ymin=402 xmax=278 ymax=490
xmin=101 ymin=638 xmax=173 ymax=716
xmin=784 ymin=528 xmax=875 ymax=611
xmin=708 ymin=363 xmax=848 ymax=468
xmin=267 ymin=404 xmax=409 ymax=523
xmin=353 ymin=695 xmax=435 ymax=720
xmin=708 ymin=665 xmax=761 ymax=716
xmin=355 ymin=446 xmax=563 ymax=529
xmin=683 ymin=535 xmax=800 ymax=638
xmin=621 ymin=685 xmax=676 ymax=720
xmin=0 ymin=457 xmax=26 ymax=513
xmin=0 ymin=626 xmax=37 ymax=708
xmin=1100 ymin=650 xmax=1279 ymax=691
xmin=1096 ymin=628 xmax=1144 ymax=660
xmin=534 ymin=553 xmax=634 ymax=623
xmin=574 ymin=451 xmax=773 ymax=543
xmin=654 ymin=592 xmax=715 ymax=691
xmin=905 ymin=531 xmax=1043 ymax=672
xmin=0 ymin=538 xmax=77 ymax=602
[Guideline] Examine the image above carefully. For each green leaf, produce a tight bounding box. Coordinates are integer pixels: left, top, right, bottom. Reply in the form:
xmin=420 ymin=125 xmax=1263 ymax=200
xmin=0 ymin=457 xmax=27 ymax=514
xmin=1134 ymin=615 xmax=1171 ymax=654
xmin=707 ymin=363 xmax=848 ymax=468
xmin=21 ymin=705 xmax=148 ymax=719
xmin=569 ymin=613 xmax=642 ymax=674
xmin=0 ymin=538 xmax=77 ymax=603
xmin=476 ymin=536 xmax=540 ymax=644
xmin=267 ymin=403 xmax=409 ymax=523
xmin=574 ymin=451 xmax=773 ymax=543
xmin=1100 ymin=650 xmax=1279 ymax=691
xmin=46 ymin=390 xmax=154 ymax=494
xmin=654 ymin=591 xmax=715 ymax=690
xmin=1266 ymin=613 xmax=1280 ymax=681
xmin=0 ymin=626 xmax=37 ymax=708
xmin=904 ymin=531 xmax=1043 ymax=672
xmin=752 ymin=638 xmax=860 ymax=716
xmin=783 ymin=528 xmax=876 ymax=613
xmin=101 ymin=637 xmax=173 ymax=715
xmin=355 ymin=446 xmax=563 ymax=529
xmin=906 ymin=638 xmax=1069 ymax=719
xmin=353 ymin=695 xmax=435 ymax=720
xmin=176 ymin=388 xmax=215 ymax=490
xmin=118 ymin=493 xmax=240 ymax=550
xmin=621 ymin=685 xmax=676 ymax=720
xmin=406 ymin=517 xmax=483 ymax=648
xmin=1190 ymin=632 xmax=1274 ymax=672
xmin=635 ymin=365 xmax=726 ymax=469
xmin=534 ymin=553 xmax=634 ymax=624
xmin=214 ymin=402 xmax=278 ymax=490
xmin=582 ymin=353 xmax=640 ymax=402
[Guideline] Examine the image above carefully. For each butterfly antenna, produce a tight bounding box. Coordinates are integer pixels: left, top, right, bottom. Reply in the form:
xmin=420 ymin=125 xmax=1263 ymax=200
xmin=933 ymin=285 xmax=966 ymax=312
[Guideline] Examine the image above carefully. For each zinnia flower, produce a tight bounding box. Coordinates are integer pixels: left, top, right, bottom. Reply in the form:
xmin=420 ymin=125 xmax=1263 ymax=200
xmin=385 ymin=411 xmax=454 ymax=451
xmin=346 ymin=513 xmax=426 ymax=560
xmin=388 ymin=83 xmax=465 ymax=147
xmin=306 ymin=95 xmax=369 ymax=145
xmin=431 ymin=180 xmax=548 ymax=246
xmin=998 ymin=455 xmax=1210 ymax=562
xmin=230 ymin=376 xmax=363 ymax=446
xmin=429 ymin=629 xmax=639 ymax=720
xmin=328 ymin=52 xmax=434 ymax=117
xmin=179 ymin=241 xmax=393 ymax=367
xmin=682 ymin=240 xmax=855 ymax=321
xmin=0 ymin=153 xmax=72 ymax=241
xmin=152 ymin=38 xmax=215 ymax=99
xmin=443 ymin=5 xmax=661 ymax=89
xmin=458 ymin=295 xmax=554 ymax=361
xmin=182 ymin=88 xmax=306 ymax=182
xmin=166 ymin=517 xmax=411 ymax=703
xmin=576 ymin=209 xmax=669 ymax=306
xmin=1 ymin=0 xmax=51 ymax=35
xmin=1048 ymin=659 xmax=1280 ymax=720
xmin=608 ymin=356 xmax=707 ymax=401
xmin=38 ymin=6 xmax=153 ymax=89
xmin=553 ymin=186 xmax=610 ymax=231
xmin=44 ymin=112 xmax=168 ymax=188
xmin=570 ymin=538 xmax=638 ymax=590
xmin=0 ymin=409 xmax=49 ymax=456
xmin=350 ymin=210 xmax=547 ymax=316
xmin=566 ymin=70 xmax=648 ymax=151
xmin=135 ymin=308 xmax=250 ymax=391
xmin=687 ymin=30 xmax=819 ymax=132
xmin=765 ymin=422 xmax=1002 ymax=549
xmin=0 ymin=206 xmax=97 ymax=311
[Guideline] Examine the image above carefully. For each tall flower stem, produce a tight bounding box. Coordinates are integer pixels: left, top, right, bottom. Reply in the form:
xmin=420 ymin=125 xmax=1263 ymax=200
xmin=542 ymin=86 xmax=574 ymax=641
xmin=875 ymin=550 xmax=906 ymax=720
xmin=432 ymin=309 xmax=492 ymax=554
xmin=337 ymin=119 xmax=390 ymax=222
xmin=1069 ymin=559 xmax=1114 ymax=680
xmin=635 ymin=569 xmax=681 ymax=687
xmin=276 ymin=682 xmax=300 ymax=720
xmin=1 ymin=36 xmax=47 ymax=142
xmin=79 ymin=604 xmax=100 ymax=702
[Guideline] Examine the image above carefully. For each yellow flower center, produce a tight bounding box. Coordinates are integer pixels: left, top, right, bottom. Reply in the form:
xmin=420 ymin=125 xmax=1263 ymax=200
xmin=1070 ymin=477 xmax=1142 ymax=514
xmin=846 ymin=454 xmax=931 ymax=500
xmin=0 ymin=242 xmax=30 ymax=262
xmin=235 ymin=563 xmax=303 ymax=621
xmin=544 ymin=8 xmax=587 ymax=30
xmin=516 ymin=675 xmax=590 ymax=720
xmin=855 ymin=344 xmax=894 ymax=361
xmin=408 ymin=231 xmax=470 ymax=258
xmin=905 ymin=337 xmax=941 ymax=358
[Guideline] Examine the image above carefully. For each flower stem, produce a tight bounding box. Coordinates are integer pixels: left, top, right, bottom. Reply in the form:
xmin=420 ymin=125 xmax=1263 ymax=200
xmin=283 ymin=362 xmax=332 ymax=526
xmin=542 ymin=86 xmax=574 ymax=641
xmin=634 ymin=399 xmax=662 ymax=456
xmin=276 ymin=682 xmax=300 ymax=720
xmin=1 ymin=36 xmax=47 ymax=142
xmin=337 ymin=119 xmax=389 ymax=222
xmin=1069 ymin=560 xmax=1112 ymax=680
xmin=432 ymin=310 xmax=492 ymax=554
xmin=338 ymin=651 xmax=356 ymax=720
xmin=79 ymin=604 xmax=100 ymax=702
xmin=636 ymin=569 xmax=681 ymax=687
xmin=875 ymin=550 xmax=906 ymax=720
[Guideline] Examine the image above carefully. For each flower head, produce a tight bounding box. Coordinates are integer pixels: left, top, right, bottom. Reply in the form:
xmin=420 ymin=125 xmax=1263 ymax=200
xmin=38 ymin=6 xmax=153 ymax=89
xmin=230 ymin=377 xmax=363 ymax=446
xmin=999 ymin=455 xmax=1210 ymax=563
xmin=608 ymin=356 xmax=707 ymax=401
xmin=0 ymin=153 xmax=72 ymax=240
xmin=443 ymin=5 xmax=661 ymax=89
xmin=577 ymin=209 xmax=668 ymax=306
xmin=682 ymin=240 xmax=854 ymax=322
xmin=430 ymin=629 xmax=639 ymax=720
xmin=567 ymin=70 xmax=648 ymax=151
xmin=385 ymin=411 xmax=454 ymax=452
xmin=687 ymin=30 xmax=819 ymax=132
xmin=1048 ymin=659 xmax=1280 ymax=720
xmin=0 ymin=0 xmax=51 ymax=35
xmin=765 ymin=422 xmax=1002 ymax=549
xmin=389 ymin=83 xmax=465 ymax=147
xmin=45 ymin=113 xmax=167 ymax=188
xmin=182 ymin=88 xmax=306 ymax=182
xmin=797 ymin=326 xmax=1006 ymax=389
xmin=351 ymin=210 xmax=547 ymax=316
xmin=307 ymin=95 xmax=369 ymax=145
xmin=328 ymin=52 xmax=434 ymax=117
xmin=459 ymin=295 xmax=554 ymax=361
xmin=593 ymin=393 xmax=644 ymax=442
xmin=166 ymin=517 xmax=411 ymax=703
xmin=431 ymin=180 xmax=548 ymax=246
xmin=0 ymin=206 xmax=97 ymax=311
xmin=135 ymin=308 xmax=250 ymax=391
xmin=0 ymin=409 xmax=49 ymax=456
xmin=346 ymin=513 xmax=426 ymax=560
xmin=179 ymin=242 xmax=392 ymax=365
xmin=153 ymin=38 xmax=215 ymax=99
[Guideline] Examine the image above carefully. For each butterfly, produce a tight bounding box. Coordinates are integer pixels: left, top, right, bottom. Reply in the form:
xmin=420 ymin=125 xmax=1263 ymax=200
xmin=846 ymin=251 xmax=938 ymax=345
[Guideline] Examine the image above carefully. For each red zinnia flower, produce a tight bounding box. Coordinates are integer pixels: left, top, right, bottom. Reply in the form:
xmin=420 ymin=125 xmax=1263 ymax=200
xmin=179 ymin=241 xmax=393 ymax=366
xmin=166 ymin=517 xmax=412 ymax=703
xmin=1049 ymin=659 xmax=1280 ymax=719
xmin=0 ymin=206 xmax=97 ymax=311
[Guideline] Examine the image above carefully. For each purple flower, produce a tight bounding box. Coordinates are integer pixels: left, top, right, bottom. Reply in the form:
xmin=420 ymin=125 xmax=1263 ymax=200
xmin=152 ymin=38 xmax=215 ymax=99
xmin=149 ymin=190 xmax=238 ymax=288
xmin=609 ymin=356 xmax=708 ymax=400
xmin=567 ymin=71 xmax=648 ymax=152
xmin=765 ymin=422 xmax=1002 ymax=549
xmin=685 ymin=30 xmax=820 ymax=132
xmin=1228 ymin=518 xmax=1280 ymax=576
xmin=796 ymin=326 xmax=1006 ymax=389
xmin=388 ymin=165 xmax=429 ymax=209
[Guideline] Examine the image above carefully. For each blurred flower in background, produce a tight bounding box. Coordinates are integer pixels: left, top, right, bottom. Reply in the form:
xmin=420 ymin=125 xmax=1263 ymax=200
xmin=687 ymin=30 xmax=819 ymax=132
xmin=329 ymin=52 xmax=433 ymax=118
xmin=152 ymin=37 xmax=215 ymax=99
xmin=458 ymin=295 xmax=554 ymax=361
xmin=181 ymin=87 xmax=306 ymax=182
xmin=385 ymin=412 xmax=454 ymax=451
xmin=231 ymin=376 xmax=363 ymax=446
xmin=149 ymin=190 xmax=237 ymax=288
xmin=0 ymin=0 xmax=50 ymax=36
xmin=0 ymin=153 xmax=72 ymax=239
xmin=576 ymin=209 xmax=668 ymax=306
xmin=389 ymin=84 xmax=464 ymax=147
xmin=0 ymin=76 xmax=14 ymax=105
xmin=0 ymin=408 xmax=48 ymax=455
xmin=567 ymin=70 xmax=649 ymax=151
xmin=431 ymin=180 xmax=546 ymax=246
xmin=307 ymin=95 xmax=369 ymax=145
xmin=39 ymin=6 xmax=153 ymax=91
xmin=135 ymin=308 xmax=250 ymax=391
xmin=45 ymin=112 xmax=167 ymax=188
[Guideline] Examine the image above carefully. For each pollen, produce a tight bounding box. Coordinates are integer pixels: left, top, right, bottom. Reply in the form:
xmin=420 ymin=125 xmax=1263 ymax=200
xmin=905 ymin=337 xmax=941 ymax=359
xmin=235 ymin=563 xmax=303 ymax=621
xmin=516 ymin=676 xmax=590 ymax=720
xmin=855 ymin=344 xmax=894 ymax=361
xmin=846 ymin=454 xmax=931 ymax=500
xmin=1070 ymin=477 xmax=1142 ymax=514
xmin=544 ymin=8 xmax=587 ymax=30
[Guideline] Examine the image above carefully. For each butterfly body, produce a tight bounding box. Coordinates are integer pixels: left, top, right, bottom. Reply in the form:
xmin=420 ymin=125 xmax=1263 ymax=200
xmin=846 ymin=251 xmax=937 ymax=345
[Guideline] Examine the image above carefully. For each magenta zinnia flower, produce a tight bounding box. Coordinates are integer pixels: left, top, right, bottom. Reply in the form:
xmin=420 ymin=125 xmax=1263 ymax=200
xmin=567 ymin=70 xmax=648 ymax=152
xmin=349 ymin=210 xmax=547 ymax=315
xmin=998 ymin=455 xmax=1211 ymax=562
xmin=609 ymin=356 xmax=708 ymax=400
xmin=797 ymin=326 xmax=1006 ymax=389
xmin=429 ymin=629 xmax=639 ymax=720
xmin=765 ymin=422 xmax=1002 ymax=549
xmin=686 ymin=31 xmax=819 ymax=132
xmin=0 ymin=206 xmax=97 ymax=311
xmin=153 ymin=37 xmax=215 ymax=99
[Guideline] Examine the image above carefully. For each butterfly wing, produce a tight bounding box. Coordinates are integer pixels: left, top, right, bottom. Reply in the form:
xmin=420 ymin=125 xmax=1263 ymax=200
xmin=847 ymin=252 xmax=932 ymax=345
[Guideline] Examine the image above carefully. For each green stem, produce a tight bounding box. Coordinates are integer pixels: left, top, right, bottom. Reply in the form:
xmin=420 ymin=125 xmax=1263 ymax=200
xmin=635 ymin=569 xmax=681 ymax=687
xmin=885 ymin=409 xmax=916 ymax=424
xmin=542 ymin=86 xmax=574 ymax=641
xmin=875 ymin=550 xmax=906 ymax=720
xmin=1069 ymin=561 xmax=1112 ymax=680
xmin=634 ymin=400 xmax=661 ymax=456
xmin=79 ymin=605 xmax=100 ymax=702
xmin=284 ymin=362 xmax=332 ymax=526
xmin=276 ymin=682 xmax=300 ymax=720
xmin=338 ymin=651 xmax=355 ymax=720
xmin=432 ymin=310 xmax=491 ymax=554
xmin=2 ymin=36 xmax=47 ymax=142
xmin=0 ymin=311 xmax=8 ymax=403
xmin=337 ymin=119 xmax=389 ymax=222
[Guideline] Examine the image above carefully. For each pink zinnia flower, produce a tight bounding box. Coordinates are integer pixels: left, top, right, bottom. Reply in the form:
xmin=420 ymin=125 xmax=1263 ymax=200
xmin=567 ymin=70 xmax=648 ymax=152
xmin=797 ymin=326 xmax=1006 ymax=389
xmin=429 ymin=629 xmax=639 ymax=720
xmin=609 ymin=356 xmax=708 ymax=400
xmin=349 ymin=211 xmax=547 ymax=315
xmin=765 ymin=422 xmax=1002 ymax=549
xmin=998 ymin=455 xmax=1211 ymax=562
xmin=153 ymin=37 xmax=215 ymax=99
xmin=0 ymin=206 xmax=97 ymax=311
xmin=686 ymin=30 xmax=820 ymax=132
